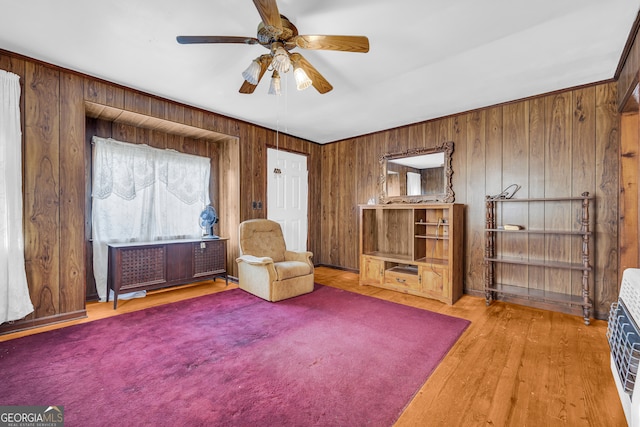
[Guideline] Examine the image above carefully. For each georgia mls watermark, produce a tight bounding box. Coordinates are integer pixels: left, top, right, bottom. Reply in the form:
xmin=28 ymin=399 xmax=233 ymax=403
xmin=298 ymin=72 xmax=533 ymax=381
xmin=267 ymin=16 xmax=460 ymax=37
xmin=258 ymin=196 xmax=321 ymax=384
xmin=0 ymin=406 xmax=64 ymax=427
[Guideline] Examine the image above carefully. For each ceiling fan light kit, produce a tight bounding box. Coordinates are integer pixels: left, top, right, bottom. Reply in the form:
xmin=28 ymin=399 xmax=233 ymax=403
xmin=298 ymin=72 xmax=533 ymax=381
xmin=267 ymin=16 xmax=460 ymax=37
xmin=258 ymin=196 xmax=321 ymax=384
xmin=294 ymin=65 xmax=312 ymax=91
xmin=241 ymin=59 xmax=262 ymax=85
xmin=270 ymin=42 xmax=291 ymax=74
xmin=176 ymin=0 xmax=369 ymax=95
xmin=268 ymin=70 xmax=281 ymax=96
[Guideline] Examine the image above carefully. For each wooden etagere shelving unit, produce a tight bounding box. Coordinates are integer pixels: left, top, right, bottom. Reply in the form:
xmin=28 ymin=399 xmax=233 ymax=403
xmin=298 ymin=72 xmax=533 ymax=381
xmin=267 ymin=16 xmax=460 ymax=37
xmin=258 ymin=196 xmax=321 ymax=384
xmin=359 ymin=203 xmax=464 ymax=305
xmin=484 ymin=192 xmax=593 ymax=325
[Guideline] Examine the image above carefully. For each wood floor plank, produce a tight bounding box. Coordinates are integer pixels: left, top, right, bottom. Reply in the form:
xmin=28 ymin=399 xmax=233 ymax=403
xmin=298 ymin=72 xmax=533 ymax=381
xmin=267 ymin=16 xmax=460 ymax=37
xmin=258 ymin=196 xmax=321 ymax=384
xmin=0 ymin=266 xmax=625 ymax=426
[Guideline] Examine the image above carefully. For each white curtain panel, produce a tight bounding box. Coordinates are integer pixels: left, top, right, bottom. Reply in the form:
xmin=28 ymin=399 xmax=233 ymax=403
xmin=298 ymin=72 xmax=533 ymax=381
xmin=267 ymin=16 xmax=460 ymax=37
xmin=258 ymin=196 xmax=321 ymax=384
xmin=91 ymin=136 xmax=211 ymax=301
xmin=0 ymin=70 xmax=34 ymax=323
xmin=406 ymin=171 xmax=422 ymax=196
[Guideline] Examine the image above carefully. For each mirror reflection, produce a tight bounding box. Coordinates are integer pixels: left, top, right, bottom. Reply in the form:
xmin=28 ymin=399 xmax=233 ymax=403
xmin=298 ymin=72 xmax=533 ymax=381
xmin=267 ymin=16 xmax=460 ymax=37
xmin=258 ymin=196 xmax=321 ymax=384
xmin=379 ymin=141 xmax=454 ymax=203
xmin=386 ymin=152 xmax=445 ymax=197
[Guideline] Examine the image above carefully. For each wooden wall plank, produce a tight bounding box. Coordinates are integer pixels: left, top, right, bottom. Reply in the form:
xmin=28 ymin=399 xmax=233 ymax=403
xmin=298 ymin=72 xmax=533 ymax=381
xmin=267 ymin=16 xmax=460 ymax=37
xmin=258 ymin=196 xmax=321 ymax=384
xmin=341 ymin=142 xmax=359 ymax=268
xmin=571 ymin=87 xmax=596 ymax=299
xmin=219 ymin=138 xmax=240 ymax=277
xmin=465 ymin=111 xmax=486 ymax=292
xmin=528 ymin=98 xmax=546 ymax=290
xmin=501 ymin=102 xmax=529 ymax=289
xmin=23 ymin=62 xmax=61 ymax=319
xmin=59 ymin=71 xmax=86 ymax=313
xmin=321 ymin=142 xmax=359 ymax=268
xmin=596 ymin=83 xmax=620 ymax=317
xmin=619 ymin=113 xmax=638 ymax=278
xmin=84 ymin=78 xmax=124 ymax=109
xmin=544 ymin=93 xmax=572 ymax=295
xmin=485 ymin=107 xmax=504 ymax=288
xmin=307 ymin=142 xmax=323 ymax=262
xmin=451 ymin=115 xmax=467 ymax=204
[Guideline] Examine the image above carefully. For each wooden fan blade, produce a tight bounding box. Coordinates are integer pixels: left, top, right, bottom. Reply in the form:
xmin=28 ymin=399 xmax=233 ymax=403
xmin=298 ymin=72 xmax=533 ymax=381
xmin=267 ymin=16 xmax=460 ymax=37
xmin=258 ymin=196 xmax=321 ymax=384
xmin=252 ymin=0 xmax=283 ymax=36
xmin=294 ymin=35 xmax=369 ymax=53
xmin=239 ymin=80 xmax=259 ymax=94
xmin=239 ymin=54 xmax=272 ymax=94
xmin=290 ymin=53 xmax=333 ymax=94
xmin=177 ymin=36 xmax=260 ymax=45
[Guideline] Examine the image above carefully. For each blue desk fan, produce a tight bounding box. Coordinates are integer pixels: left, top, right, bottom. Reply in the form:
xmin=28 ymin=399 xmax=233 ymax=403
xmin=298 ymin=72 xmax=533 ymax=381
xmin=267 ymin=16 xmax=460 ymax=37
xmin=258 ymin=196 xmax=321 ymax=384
xmin=199 ymin=205 xmax=219 ymax=239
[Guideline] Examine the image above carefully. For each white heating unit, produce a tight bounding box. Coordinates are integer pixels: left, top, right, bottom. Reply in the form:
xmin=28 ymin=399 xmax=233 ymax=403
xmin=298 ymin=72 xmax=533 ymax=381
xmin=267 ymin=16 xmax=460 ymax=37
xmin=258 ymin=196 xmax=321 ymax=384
xmin=608 ymin=268 xmax=640 ymax=426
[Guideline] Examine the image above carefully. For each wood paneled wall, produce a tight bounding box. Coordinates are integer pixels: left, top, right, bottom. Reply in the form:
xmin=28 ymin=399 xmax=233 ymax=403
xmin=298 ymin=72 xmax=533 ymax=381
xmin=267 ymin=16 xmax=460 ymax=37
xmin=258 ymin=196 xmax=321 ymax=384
xmin=0 ymin=45 xmax=625 ymax=330
xmin=319 ymin=83 xmax=620 ymax=319
xmin=0 ymin=49 xmax=322 ymax=333
xmin=617 ymin=13 xmax=640 ymax=290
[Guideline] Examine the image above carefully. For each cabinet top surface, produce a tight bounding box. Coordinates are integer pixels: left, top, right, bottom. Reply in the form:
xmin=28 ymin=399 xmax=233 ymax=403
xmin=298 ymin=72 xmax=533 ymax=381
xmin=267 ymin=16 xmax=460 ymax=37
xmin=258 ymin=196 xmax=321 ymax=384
xmin=108 ymin=237 xmax=228 ymax=248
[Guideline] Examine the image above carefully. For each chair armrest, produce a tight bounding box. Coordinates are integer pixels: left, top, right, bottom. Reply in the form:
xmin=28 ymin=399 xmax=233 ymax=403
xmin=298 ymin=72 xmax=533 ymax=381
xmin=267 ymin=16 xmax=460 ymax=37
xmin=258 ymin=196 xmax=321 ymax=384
xmin=236 ymin=254 xmax=274 ymax=266
xmin=285 ymin=250 xmax=313 ymax=265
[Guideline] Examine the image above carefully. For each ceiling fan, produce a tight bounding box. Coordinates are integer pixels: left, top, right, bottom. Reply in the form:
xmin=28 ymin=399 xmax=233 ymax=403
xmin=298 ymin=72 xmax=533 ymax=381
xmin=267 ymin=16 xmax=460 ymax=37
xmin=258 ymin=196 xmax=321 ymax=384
xmin=176 ymin=0 xmax=369 ymax=95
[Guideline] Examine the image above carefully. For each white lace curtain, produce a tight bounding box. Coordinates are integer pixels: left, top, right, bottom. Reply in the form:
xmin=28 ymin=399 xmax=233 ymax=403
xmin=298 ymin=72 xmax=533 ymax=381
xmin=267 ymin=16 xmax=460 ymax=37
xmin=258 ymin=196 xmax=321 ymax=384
xmin=92 ymin=136 xmax=211 ymax=301
xmin=0 ymin=70 xmax=34 ymax=324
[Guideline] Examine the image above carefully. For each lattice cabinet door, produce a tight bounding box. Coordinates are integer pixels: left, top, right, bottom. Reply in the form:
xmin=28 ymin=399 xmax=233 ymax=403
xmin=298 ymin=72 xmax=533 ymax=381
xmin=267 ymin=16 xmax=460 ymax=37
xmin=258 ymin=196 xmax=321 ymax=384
xmin=193 ymin=240 xmax=226 ymax=277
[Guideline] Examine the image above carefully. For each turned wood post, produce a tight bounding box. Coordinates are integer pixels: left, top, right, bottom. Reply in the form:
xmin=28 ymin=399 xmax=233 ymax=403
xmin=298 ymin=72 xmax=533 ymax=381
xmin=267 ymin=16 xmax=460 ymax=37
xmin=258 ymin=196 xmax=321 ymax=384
xmin=581 ymin=192 xmax=591 ymax=325
xmin=484 ymin=197 xmax=495 ymax=305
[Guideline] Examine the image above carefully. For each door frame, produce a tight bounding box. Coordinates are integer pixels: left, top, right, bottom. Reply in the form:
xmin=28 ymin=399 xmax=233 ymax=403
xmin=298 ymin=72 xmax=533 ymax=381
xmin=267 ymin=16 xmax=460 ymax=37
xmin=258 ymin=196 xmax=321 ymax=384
xmin=265 ymin=146 xmax=310 ymax=251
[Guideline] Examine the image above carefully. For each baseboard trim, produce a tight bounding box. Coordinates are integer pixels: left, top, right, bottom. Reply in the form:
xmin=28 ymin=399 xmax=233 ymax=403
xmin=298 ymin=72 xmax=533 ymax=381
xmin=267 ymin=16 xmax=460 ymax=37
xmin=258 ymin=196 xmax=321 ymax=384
xmin=316 ymin=264 xmax=359 ymax=273
xmin=0 ymin=310 xmax=87 ymax=335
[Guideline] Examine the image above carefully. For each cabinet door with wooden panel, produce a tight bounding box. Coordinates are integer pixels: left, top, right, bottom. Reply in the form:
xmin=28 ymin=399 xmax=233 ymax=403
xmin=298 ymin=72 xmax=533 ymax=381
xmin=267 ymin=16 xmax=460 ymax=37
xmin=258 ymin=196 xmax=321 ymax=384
xmin=360 ymin=255 xmax=384 ymax=286
xmin=419 ymin=265 xmax=449 ymax=302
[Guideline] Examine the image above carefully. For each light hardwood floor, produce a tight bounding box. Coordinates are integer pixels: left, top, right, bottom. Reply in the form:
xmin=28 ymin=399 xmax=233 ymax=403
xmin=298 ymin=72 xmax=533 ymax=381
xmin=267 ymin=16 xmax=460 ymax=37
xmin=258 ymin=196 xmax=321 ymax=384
xmin=0 ymin=266 xmax=625 ymax=426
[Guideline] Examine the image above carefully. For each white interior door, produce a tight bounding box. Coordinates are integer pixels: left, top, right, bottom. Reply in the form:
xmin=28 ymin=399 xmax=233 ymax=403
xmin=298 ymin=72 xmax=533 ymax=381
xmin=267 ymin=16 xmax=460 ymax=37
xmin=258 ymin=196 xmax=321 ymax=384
xmin=267 ymin=148 xmax=308 ymax=252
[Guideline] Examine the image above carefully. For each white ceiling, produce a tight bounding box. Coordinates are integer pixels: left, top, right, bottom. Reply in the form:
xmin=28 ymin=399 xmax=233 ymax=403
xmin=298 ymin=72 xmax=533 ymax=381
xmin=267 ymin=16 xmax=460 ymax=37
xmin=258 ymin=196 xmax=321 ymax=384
xmin=0 ymin=0 xmax=638 ymax=144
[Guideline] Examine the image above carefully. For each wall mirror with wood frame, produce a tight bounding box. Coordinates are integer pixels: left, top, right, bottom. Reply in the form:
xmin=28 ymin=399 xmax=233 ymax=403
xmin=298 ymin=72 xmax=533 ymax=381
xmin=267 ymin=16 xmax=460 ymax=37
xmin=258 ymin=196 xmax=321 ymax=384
xmin=379 ymin=141 xmax=454 ymax=203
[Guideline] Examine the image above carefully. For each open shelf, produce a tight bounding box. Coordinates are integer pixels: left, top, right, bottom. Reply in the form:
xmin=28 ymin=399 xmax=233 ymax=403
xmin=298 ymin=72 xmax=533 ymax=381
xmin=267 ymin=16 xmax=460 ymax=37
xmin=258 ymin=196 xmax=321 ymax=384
xmin=415 ymin=257 xmax=448 ymax=266
xmin=485 ymin=228 xmax=591 ymax=235
xmin=363 ymin=251 xmax=413 ymax=263
xmin=484 ymin=256 xmax=591 ymax=271
xmin=484 ymin=192 xmax=593 ymax=325
xmin=488 ymin=196 xmax=594 ymax=202
xmin=486 ymin=283 xmax=591 ymax=307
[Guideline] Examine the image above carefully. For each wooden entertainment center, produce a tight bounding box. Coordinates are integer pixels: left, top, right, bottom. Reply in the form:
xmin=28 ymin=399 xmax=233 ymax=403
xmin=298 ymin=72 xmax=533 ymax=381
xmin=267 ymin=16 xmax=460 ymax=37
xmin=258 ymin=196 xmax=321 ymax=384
xmin=359 ymin=204 xmax=464 ymax=304
xmin=107 ymin=238 xmax=228 ymax=309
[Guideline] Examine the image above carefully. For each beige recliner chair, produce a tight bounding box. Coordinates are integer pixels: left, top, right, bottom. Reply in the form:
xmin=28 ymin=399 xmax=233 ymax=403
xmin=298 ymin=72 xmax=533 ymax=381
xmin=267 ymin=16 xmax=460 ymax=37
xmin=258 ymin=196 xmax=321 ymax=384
xmin=236 ymin=219 xmax=314 ymax=302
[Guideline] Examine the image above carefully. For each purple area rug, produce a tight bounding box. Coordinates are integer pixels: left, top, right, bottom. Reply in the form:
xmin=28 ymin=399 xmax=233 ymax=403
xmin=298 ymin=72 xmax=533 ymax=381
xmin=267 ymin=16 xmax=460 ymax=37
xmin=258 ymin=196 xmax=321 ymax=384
xmin=0 ymin=285 xmax=469 ymax=426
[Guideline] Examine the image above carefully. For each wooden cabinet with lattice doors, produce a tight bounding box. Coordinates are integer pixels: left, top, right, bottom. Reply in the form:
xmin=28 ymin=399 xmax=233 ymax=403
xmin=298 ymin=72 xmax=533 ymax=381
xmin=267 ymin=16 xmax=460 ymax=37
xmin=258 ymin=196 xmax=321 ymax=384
xmin=107 ymin=238 xmax=228 ymax=309
xmin=359 ymin=203 xmax=464 ymax=304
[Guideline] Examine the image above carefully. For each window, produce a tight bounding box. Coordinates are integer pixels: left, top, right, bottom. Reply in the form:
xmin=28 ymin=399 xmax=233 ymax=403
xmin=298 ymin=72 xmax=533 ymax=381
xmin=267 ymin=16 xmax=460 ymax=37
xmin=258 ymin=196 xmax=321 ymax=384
xmin=91 ymin=136 xmax=211 ymax=301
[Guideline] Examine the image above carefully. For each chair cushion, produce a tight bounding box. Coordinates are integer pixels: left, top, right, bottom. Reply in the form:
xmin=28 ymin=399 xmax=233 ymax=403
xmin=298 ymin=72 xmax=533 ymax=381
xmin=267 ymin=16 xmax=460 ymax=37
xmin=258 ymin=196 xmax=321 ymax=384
xmin=274 ymin=261 xmax=312 ymax=281
xmin=239 ymin=219 xmax=286 ymax=262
